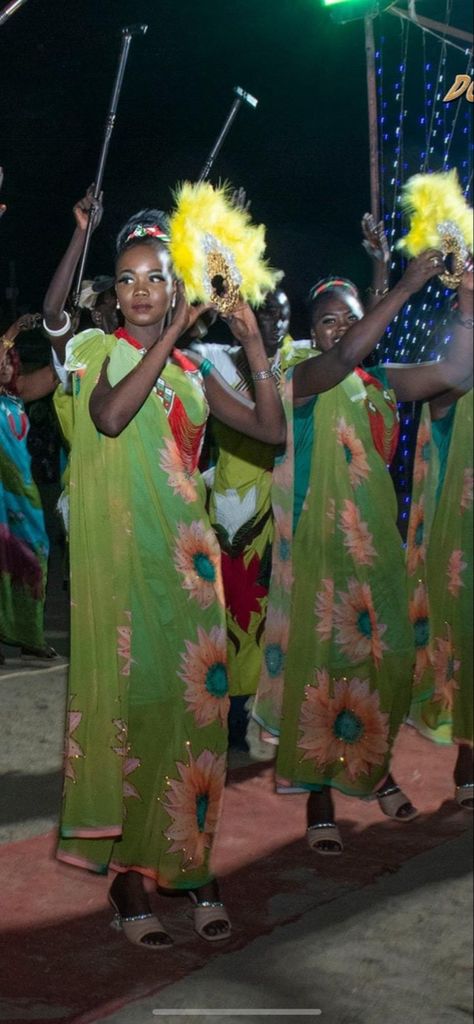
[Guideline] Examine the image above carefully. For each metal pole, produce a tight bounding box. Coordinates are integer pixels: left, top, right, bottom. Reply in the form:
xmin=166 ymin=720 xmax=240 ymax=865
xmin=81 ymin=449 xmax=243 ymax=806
xmin=73 ymin=24 xmax=147 ymax=304
xmin=365 ymin=15 xmax=380 ymax=221
xmin=198 ymin=86 xmax=258 ymax=182
xmin=0 ymin=0 xmax=28 ymax=28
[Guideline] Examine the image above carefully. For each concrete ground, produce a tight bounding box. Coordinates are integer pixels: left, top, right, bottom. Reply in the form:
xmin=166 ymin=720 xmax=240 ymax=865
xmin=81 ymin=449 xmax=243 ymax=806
xmin=0 ymin=507 xmax=473 ymax=1024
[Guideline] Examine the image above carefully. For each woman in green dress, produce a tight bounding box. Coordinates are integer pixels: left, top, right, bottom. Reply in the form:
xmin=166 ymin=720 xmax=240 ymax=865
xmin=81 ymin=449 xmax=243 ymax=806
xmin=56 ymin=210 xmax=285 ymax=947
xmin=253 ymin=250 xmax=473 ymax=854
xmin=407 ymin=264 xmax=473 ymax=808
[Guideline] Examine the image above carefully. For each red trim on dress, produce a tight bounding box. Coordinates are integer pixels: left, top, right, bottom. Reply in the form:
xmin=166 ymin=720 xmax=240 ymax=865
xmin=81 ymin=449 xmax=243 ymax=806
xmin=114 ymin=328 xmax=204 ymax=473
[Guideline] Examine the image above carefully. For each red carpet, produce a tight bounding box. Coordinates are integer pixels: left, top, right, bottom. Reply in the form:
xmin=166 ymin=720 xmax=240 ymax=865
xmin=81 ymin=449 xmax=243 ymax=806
xmin=0 ymin=726 xmax=470 ymax=1024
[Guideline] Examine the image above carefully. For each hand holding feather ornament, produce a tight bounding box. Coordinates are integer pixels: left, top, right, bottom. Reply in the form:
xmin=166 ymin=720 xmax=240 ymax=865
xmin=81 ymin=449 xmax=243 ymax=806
xmin=168 ymin=181 xmax=281 ymax=315
xmin=397 ymin=170 xmax=473 ymax=290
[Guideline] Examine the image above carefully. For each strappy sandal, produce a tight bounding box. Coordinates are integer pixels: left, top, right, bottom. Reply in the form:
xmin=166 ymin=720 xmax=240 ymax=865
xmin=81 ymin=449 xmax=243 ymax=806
xmin=377 ymin=785 xmax=419 ymax=822
xmin=188 ymin=893 xmax=232 ymax=943
xmin=307 ymin=822 xmax=344 ymax=856
xmin=455 ymin=783 xmax=474 ymax=811
xmin=108 ymin=895 xmax=173 ymax=949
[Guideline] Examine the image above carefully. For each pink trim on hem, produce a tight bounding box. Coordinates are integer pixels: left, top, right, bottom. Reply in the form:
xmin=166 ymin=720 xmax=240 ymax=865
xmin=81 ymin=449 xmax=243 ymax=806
xmin=57 ymin=851 xmax=107 ymax=874
xmin=62 ymin=826 xmax=123 ymax=839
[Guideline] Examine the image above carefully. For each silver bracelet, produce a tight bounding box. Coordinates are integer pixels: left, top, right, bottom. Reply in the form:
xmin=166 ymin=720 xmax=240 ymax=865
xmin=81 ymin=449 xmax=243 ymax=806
xmin=251 ymin=368 xmax=274 ymax=382
xmin=42 ymin=310 xmax=71 ymax=337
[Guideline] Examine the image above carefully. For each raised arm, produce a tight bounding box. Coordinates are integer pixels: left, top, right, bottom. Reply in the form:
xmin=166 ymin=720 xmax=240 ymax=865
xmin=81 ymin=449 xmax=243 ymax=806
xmin=384 ymin=261 xmax=474 ymax=402
xmin=89 ymin=291 xmax=210 ymax=437
xmin=42 ymin=188 xmax=103 ymax=360
xmin=361 ymin=212 xmax=390 ymax=311
xmin=185 ymin=301 xmax=286 ymax=445
xmin=293 ymin=250 xmax=443 ymax=400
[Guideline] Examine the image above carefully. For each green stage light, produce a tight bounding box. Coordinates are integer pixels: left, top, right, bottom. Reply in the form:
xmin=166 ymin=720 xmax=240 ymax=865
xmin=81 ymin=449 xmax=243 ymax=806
xmin=321 ymin=0 xmax=394 ymax=23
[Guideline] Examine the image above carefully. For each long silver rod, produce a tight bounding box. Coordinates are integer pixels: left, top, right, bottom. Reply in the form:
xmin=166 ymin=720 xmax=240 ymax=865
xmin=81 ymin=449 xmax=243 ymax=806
xmin=0 ymin=0 xmax=28 ymax=27
xmin=73 ymin=24 xmax=147 ymax=304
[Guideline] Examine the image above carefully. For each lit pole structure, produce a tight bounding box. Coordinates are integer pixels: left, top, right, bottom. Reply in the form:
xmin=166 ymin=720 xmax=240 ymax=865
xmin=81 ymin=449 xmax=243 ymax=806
xmin=73 ymin=24 xmax=148 ymax=305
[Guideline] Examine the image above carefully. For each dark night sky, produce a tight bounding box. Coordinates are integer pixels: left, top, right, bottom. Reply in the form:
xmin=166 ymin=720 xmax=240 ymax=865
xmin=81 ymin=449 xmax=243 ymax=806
xmin=0 ymin=0 xmax=472 ymax=338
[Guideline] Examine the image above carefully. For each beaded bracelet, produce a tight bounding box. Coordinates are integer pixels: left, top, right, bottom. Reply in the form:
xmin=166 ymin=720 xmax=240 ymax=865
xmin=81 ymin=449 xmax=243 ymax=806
xmin=251 ymin=368 xmax=274 ymax=382
xmin=42 ymin=310 xmax=72 ymax=337
xmin=199 ymin=358 xmax=214 ymax=378
xmin=0 ymin=335 xmax=15 ymax=350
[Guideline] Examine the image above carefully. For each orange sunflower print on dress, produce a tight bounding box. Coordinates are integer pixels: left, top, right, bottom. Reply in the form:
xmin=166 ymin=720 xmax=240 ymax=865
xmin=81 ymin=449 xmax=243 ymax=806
xmin=333 ymin=578 xmax=388 ymax=668
xmin=407 ymin=394 xmax=472 ymax=747
xmin=299 ymin=672 xmax=389 ymax=781
xmin=163 ymin=748 xmax=227 ymax=869
xmin=159 ymin=436 xmax=198 ymax=504
xmin=174 ymin=520 xmax=224 ymax=609
xmin=179 ymin=625 xmax=230 ymax=728
xmin=254 ymin=366 xmax=414 ymax=797
xmin=335 ymin=418 xmax=370 ymax=488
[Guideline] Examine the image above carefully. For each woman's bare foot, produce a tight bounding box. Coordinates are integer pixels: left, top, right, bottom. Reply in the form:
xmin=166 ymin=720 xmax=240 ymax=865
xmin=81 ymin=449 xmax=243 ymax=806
xmin=376 ymin=773 xmax=418 ymax=820
xmin=109 ymin=871 xmax=173 ymax=947
xmin=189 ymin=879 xmax=231 ymax=940
xmin=307 ymin=788 xmax=342 ymax=853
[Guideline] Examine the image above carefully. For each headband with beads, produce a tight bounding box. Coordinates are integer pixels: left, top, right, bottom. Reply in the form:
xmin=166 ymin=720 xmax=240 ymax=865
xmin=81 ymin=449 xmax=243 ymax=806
xmin=309 ymin=277 xmax=359 ymax=302
xmin=126 ymin=224 xmax=170 ymax=244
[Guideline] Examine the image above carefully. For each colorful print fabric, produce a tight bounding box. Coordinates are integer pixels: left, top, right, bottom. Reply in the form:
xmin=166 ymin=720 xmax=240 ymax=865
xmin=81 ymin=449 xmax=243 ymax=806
xmin=407 ymin=390 xmax=473 ymax=746
xmin=57 ymin=331 xmax=229 ymax=889
xmin=0 ymin=393 xmax=49 ymax=647
xmin=254 ymin=367 xmax=415 ymax=797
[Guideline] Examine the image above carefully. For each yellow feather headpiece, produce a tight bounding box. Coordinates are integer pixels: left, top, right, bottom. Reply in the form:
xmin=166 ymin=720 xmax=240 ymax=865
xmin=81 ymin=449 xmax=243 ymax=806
xmin=168 ymin=181 xmax=281 ymax=314
xmin=397 ymin=170 xmax=473 ymax=288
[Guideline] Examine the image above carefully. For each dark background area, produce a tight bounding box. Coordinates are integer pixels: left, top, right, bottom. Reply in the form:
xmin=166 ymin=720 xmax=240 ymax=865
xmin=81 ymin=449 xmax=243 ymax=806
xmin=0 ymin=0 xmax=472 ymax=343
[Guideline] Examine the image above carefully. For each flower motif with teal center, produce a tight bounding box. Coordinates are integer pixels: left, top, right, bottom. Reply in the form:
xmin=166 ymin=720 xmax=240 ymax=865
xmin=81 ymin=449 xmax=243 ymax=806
xmin=279 ymin=538 xmax=290 ymax=562
xmin=174 ymin=521 xmax=224 ymax=609
xmin=298 ymin=672 xmax=389 ymax=781
xmin=335 ymin=418 xmax=370 ymax=488
xmin=433 ymin=634 xmax=461 ymax=710
xmin=205 ymin=661 xmax=228 ymax=699
xmin=333 ymin=709 xmax=364 ymax=743
xmin=414 ymin=422 xmax=431 ymax=484
xmin=159 ymin=437 xmax=198 ymax=504
xmin=196 ymin=792 xmax=209 ymax=833
xmin=339 ymin=500 xmax=377 ymax=566
xmin=259 ymin=609 xmax=290 ymax=697
xmin=333 ymin=578 xmax=388 ymax=667
xmin=409 ymin=583 xmax=431 ymax=680
xmin=179 ymin=625 xmax=230 ymax=727
xmin=272 ymin=504 xmax=294 ymax=592
xmin=407 ymin=499 xmax=425 ymax=574
xmin=164 ymin=749 xmax=227 ymax=868
xmin=265 ymin=642 xmax=285 ymax=678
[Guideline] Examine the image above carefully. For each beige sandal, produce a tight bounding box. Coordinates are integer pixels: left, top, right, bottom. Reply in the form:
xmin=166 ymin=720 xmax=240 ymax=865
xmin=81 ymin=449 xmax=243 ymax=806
xmin=109 ymin=896 xmax=173 ymax=949
xmin=455 ymin=783 xmax=474 ymax=811
xmin=307 ymin=822 xmax=344 ymax=856
xmin=377 ymin=785 xmax=419 ymax=822
xmin=189 ymin=894 xmax=232 ymax=943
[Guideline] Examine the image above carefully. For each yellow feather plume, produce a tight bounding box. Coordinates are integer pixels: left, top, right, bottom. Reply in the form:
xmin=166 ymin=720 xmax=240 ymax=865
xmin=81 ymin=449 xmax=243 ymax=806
xmin=168 ymin=181 xmax=281 ymax=308
xmin=397 ymin=170 xmax=473 ymax=256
